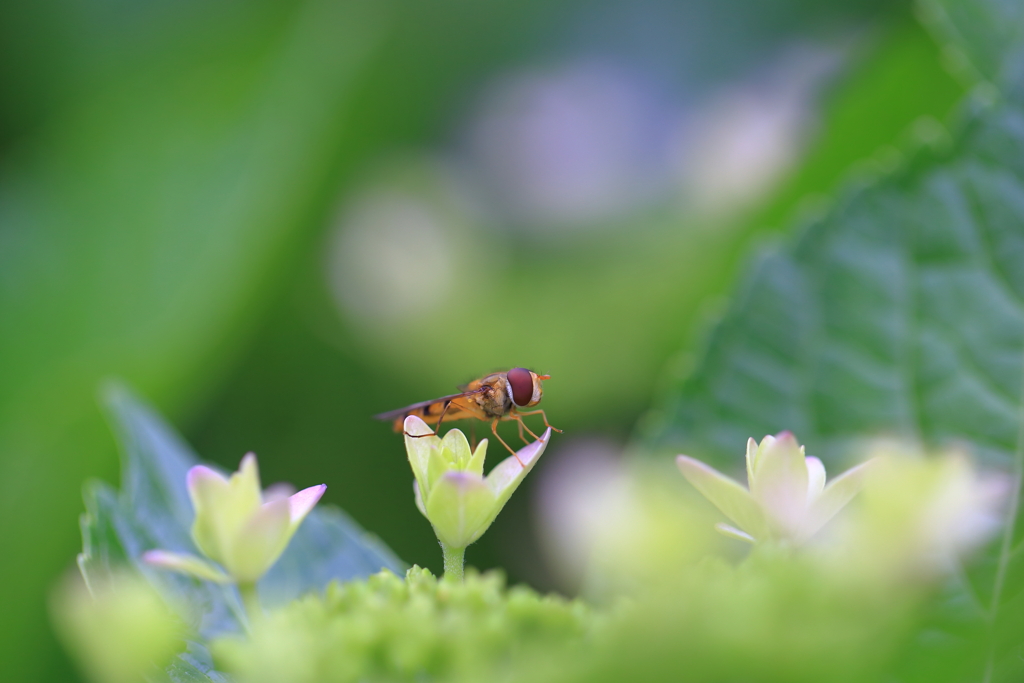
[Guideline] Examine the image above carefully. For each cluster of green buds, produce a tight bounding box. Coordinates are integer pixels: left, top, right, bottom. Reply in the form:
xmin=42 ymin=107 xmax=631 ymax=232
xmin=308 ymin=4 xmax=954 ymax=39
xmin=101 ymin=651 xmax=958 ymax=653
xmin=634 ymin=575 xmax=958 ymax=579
xmin=403 ymin=416 xmax=550 ymax=578
xmin=144 ymin=453 xmax=325 ymax=609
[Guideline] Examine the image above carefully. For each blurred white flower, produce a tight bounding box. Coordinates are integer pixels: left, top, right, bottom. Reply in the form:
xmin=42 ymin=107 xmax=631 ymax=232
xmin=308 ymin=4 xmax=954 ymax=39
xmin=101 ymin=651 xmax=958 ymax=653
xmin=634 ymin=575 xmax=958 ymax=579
xmin=837 ymin=445 xmax=1008 ymax=578
xmin=538 ymin=438 xmax=718 ymax=596
xmin=677 ymin=432 xmax=872 ymax=545
xmin=326 ymin=159 xmax=486 ymax=331
xmin=329 ymin=189 xmax=455 ymax=326
xmin=671 ymin=43 xmax=845 ymax=215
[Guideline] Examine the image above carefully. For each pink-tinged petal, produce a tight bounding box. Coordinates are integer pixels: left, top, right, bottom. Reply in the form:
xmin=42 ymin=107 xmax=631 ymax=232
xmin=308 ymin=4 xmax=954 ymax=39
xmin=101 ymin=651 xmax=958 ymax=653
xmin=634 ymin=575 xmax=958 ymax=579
xmin=804 ymin=459 xmax=875 ymax=540
xmin=715 ymin=523 xmax=755 ymax=543
xmin=677 ymin=455 xmax=768 ymax=539
xmin=750 ymin=432 xmax=809 ymax=537
xmin=806 ymin=457 xmax=826 ymax=501
xmin=186 ymin=466 xmax=229 ymax=503
xmin=465 ymin=430 xmax=551 ymax=542
xmin=485 ymin=429 xmax=549 ymax=500
xmin=263 ymin=483 xmax=296 ymax=503
xmin=287 ymin=484 xmax=326 ymax=526
xmin=223 ymin=498 xmax=291 ymax=583
xmin=142 ymin=550 xmax=230 ymax=583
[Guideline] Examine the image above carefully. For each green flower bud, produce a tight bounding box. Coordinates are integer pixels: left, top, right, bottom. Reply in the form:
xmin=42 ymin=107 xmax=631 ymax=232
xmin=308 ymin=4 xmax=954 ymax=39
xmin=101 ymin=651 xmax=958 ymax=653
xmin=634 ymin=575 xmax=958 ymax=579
xmin=404 ymin=416 xmax=549 ymax=550
xmin=144 ymin=453 xmax=326 ymax=584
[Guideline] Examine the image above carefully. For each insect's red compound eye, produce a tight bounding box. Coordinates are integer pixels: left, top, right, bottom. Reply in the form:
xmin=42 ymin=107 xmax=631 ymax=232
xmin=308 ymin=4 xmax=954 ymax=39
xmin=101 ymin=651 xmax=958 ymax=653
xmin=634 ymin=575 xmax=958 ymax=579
xmin=507 ymin=368 xmax=533 ymax=406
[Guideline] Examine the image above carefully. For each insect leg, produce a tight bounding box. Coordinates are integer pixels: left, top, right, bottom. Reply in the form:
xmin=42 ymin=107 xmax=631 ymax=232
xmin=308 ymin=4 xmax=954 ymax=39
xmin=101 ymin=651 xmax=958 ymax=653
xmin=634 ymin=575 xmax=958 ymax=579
xmin=515 ymin=417 xmax=530 ymax=445
xmin=492 ymin=419 xmax=524 ymax=467
xmin=505 ymin=412 xmax=540 ymax=442
xmin=513 ymin=408 xmax=563 ymax=433
xmin=404 ymin=400 xmax=455 ymax=439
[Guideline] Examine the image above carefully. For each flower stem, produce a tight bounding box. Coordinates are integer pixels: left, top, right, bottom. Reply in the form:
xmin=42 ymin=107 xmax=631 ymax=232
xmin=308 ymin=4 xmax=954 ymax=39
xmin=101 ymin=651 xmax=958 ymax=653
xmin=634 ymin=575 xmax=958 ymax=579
xmin=441 ymin=543 xmax=465 ymax=581
xmin=238 ymin=582 xmax=262 ymax=624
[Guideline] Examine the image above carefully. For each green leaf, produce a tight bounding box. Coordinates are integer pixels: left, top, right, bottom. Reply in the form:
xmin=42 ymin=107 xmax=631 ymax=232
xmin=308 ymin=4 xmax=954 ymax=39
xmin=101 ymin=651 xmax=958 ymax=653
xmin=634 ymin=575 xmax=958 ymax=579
xmin=259 ymin=505 xmax=405 ymax=607
xmin=922 ymin=0 xmax=1024 ymax=87
xmin=0 ymin=2 xmax=387 ymax=676
xmin=644 ymin=116 xmax=1024 ymax=468
xmin=147 ymin=644 xmax=230 ymax=683
xmin=643 ymin=1 xmax=1024 ymax=680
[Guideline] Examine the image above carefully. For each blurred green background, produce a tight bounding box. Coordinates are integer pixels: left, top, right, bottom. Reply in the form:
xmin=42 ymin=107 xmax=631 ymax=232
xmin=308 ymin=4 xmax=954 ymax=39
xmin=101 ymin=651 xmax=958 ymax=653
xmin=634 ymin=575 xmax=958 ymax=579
xmin=0 ymin=0 xmax=965 ymax=680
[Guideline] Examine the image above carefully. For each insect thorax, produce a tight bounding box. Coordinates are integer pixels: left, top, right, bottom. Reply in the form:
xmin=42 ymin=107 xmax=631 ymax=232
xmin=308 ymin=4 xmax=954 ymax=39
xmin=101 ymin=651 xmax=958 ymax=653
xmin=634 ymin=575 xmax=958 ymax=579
xmin=475 ymin=376 xmax=512 ymax=418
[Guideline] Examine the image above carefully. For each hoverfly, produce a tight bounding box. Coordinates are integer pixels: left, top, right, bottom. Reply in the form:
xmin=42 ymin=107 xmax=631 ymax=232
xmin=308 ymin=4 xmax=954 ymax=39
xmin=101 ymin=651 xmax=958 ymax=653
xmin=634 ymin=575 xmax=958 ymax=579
xmin=374 ymin=368 xmax=561 ymax=464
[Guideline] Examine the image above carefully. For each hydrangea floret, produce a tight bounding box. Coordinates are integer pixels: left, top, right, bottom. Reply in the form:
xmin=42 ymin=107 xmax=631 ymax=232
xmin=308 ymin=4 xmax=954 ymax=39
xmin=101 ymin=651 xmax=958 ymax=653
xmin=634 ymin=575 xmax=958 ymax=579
xmin=404 ymin=415 xmax=550 ymax=579
xmin=677 ymin=432 xmax=871 ymax=544
xmin=52 ymin=570 xmax=182 ymax=683
xmin=842 ymin=444 xmax=1006 ymax=578
xmin=143 ymin=453 xmax=325 ymax=612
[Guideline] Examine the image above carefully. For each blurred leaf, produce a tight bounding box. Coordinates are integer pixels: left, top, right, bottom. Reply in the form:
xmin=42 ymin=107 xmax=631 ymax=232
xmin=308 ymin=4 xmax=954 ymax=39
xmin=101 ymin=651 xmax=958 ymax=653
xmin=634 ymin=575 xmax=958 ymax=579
xmin=259 ymin=505 xmax=406 ymax=607
xmin=78 ymin=481 xmax=129 ymax=585
xmin=923 ymin=0 xmax=1024 ymax=86
xmin=643 ymin=0 xmax=1024 ymax=680
xmin=642 ymin=103 xmax=1024 ymax=467
xmin=0 ymin=0 xmax=389 ymax=677
xmin=644 ymin=0 xmax=1024 ymax=465
xmin=155 ymin=648 xmax=228 ymax=683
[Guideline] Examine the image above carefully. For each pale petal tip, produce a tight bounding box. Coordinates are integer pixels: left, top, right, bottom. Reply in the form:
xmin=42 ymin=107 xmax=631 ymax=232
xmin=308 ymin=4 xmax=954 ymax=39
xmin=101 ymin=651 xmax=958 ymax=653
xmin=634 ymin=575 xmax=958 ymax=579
xmin=263 ymin=482 xmax=297 ymax=503
xmin=516 ymin=428 xmax=551 ymax=467
xmin=676 ymin=454 xmax=701 ymax=471
xmin=287 ymin=483 xmax=327 ymax=522
xmin=403 ymin=415 xmax=434 ymax=437
xmin=141 ymin=549 xmax=169 ymax=565
xmin=142 ymin=549 xmax=230 ymax=583
xmin=715 ymin=522 xmax=756 ymax=543
xmin=186 ymin=465 xmax=223 ymax=490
